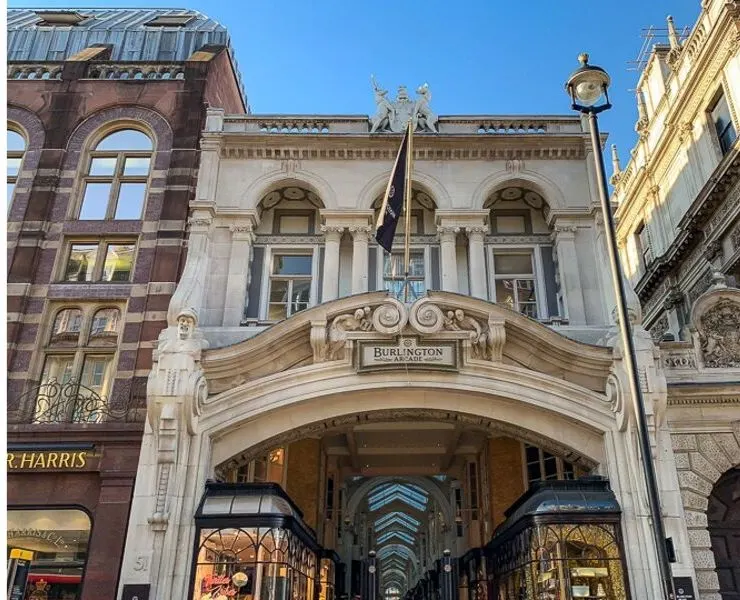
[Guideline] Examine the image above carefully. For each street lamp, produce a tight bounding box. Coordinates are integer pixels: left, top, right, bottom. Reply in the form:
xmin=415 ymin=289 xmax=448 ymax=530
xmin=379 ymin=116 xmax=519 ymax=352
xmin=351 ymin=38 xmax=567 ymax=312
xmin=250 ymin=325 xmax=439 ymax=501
xmin=565 ymin=53 xmax=675 ymax=600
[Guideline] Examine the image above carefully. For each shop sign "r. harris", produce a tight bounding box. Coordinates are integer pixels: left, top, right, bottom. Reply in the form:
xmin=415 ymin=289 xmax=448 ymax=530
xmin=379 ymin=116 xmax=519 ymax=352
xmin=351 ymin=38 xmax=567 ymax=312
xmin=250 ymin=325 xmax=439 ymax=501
xmin=357 ymin=337 xmax=458 ymax=372
xmin=7 ymin=450 xmax=90 ymax=470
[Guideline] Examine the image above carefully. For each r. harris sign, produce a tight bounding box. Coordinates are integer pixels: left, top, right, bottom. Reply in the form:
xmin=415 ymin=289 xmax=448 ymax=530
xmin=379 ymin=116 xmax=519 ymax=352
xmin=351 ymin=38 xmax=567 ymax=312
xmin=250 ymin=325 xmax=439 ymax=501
xmin=7 ymin=449 xmax=98 ymax=471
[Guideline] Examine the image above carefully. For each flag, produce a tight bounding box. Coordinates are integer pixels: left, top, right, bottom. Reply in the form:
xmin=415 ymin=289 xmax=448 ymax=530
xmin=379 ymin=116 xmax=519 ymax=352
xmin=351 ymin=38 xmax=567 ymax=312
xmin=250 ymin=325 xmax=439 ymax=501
xmin=375 ymin=124 xmax=411 ymax=253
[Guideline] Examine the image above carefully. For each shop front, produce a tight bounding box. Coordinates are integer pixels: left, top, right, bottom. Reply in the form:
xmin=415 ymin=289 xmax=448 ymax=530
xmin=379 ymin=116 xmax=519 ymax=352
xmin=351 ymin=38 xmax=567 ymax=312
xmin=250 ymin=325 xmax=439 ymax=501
xmin=190 ymin=482 xmax=342 ymax=600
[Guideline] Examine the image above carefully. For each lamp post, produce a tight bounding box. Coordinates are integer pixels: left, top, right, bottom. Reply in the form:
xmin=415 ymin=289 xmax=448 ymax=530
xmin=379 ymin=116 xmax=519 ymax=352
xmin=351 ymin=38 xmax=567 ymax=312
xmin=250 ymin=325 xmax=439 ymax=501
xmin=565 ymin=53 xmax=675 ymax=599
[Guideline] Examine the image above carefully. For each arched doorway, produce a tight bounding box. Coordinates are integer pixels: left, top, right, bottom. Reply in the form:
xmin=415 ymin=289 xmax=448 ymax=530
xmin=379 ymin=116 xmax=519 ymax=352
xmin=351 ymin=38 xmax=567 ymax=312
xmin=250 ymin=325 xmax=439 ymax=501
xmin=709 ymin=467 xmax=740 ymax=599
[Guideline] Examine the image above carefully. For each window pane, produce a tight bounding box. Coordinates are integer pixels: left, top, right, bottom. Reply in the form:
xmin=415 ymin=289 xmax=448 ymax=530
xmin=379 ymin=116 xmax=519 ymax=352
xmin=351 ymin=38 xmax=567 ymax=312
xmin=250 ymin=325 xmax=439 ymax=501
xmin=290 ymin=280 xmax=311 ymax=315
xmin=95 ymin=129 xmax=152 ymax=151
xmin=123 ymin=156 xmax=151 ymax=176
xmin=494 ymin=253 xmax=533 ymax=275
xmin=278 ymin=215 xmax=310 ymax=234
xmin=88 ymin=157 xmax=117 ymax=176
xmin=516 ymin=279 xmax=536 ymax=303
xmin=50 ymin=308 xmax=83 ymax=344
xmin=79 ymin=182 xmax=111 ymax=220
xmin=7 ymin=182 xmax=16 ymax=206
xmin=268 ymin=302 xmax=289 ymax=320
xmin=115 ymin=183 xmax=147 ymax=219
xmin=495 ymin=280 xmax=515 ymax=309
xmin=40 ymin=355 xmax=75 ymax=385
xmin=80 ymin=356 xmax=113 ymax=396
xmin=495 ymin=215 xmax=526 ymax=234
xmin=269 ymin=279 xmax=289 ymax=303
xmin=7 ymin=130 xmax=26 ymax=152
xmin=273 ymin=255 xmax=312 ymax=275
xmin=7 ymin=157 xmax=22 ymax=177
xmin=90 ymin=308 xmax=121 ymax=338
xmin=384 ymin=253 xmax=424 ymax=279
xmin=101 ymin=244 xmax=135 ymax=281
xmin=7 ymin=508 xmax=90 ymax=600
xmin=65 ymin=244 xmax=98 ymax=282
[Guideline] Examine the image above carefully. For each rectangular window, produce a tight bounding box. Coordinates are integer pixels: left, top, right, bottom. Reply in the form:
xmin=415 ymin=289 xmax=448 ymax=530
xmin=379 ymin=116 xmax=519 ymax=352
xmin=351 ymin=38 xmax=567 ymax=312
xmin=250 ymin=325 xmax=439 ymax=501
xmin=634 ymin=222 xmax=651 ymax=271
xmin=523 ymin=443 xmax=577 ymax=487
xmin=492 ymin=251 xmax=538 ymax=318
xmin=268 ymin=253 xmax=313 ymax=320
xmin=62 ymin=240 xmax=136 ymax=283
xmin=383 ymin=251 xmax=425 ymax=301
xmin=467 ymin=462 xmax=479 ymax=521
xmin=711 ymin=91 xmax=737 ymax=155
xmin=278 ymin=214 xmax=311 ymax=234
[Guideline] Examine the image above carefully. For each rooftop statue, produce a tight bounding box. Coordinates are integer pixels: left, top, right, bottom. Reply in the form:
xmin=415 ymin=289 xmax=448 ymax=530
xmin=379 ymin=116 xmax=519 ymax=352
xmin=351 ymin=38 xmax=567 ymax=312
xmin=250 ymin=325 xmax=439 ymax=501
xmin=369 ymin=76 xmax=439 ymax=134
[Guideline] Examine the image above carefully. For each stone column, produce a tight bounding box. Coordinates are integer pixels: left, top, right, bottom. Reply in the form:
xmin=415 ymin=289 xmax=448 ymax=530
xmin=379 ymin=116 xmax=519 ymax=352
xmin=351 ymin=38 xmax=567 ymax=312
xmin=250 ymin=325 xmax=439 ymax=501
xmin=321 ymin=225 xmax=344 ymax=302
xmin=437 ymin=225 xmax=459 ymax=293
xmin=222 ymin=223 xmax=256 ymax=326
xmin=350 ymin=225 xmax=371 ymax=294
xmin=552 ymin=225 xmax=587 ymax=325
xmin=466 ymin=226 xmax=488 ymax=299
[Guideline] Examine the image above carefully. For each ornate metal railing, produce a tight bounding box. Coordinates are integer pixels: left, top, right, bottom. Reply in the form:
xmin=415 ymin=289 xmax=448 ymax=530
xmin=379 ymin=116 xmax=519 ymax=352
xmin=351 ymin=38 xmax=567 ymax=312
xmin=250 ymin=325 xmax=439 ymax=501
xmin=18 ymin=378 xmax=145 ymax=424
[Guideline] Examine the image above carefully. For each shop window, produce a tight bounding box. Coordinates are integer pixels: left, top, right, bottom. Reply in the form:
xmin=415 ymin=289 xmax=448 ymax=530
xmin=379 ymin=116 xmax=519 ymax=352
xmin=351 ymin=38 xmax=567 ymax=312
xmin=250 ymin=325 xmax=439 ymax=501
xmin=523 ymin=444 xmax=576 ymax=487
xmin=711 ymin=90 xmax=737 ymax=155
xmin=61 ymin=240 xmax=136 ymax=282
xmin=78 ymin=128 xmax=152 ymax=220
xmin=268 ymin=253 xmax=313 ymax=320
xmin=383 ymin=250 xmax=426 ymax=301
xmin=7 ymin=128 xmax=26 ymax=212
xmin=35 ymin=305 xmax=122 ymax=423
xmin=7 ymin=508 xmax=91 ymax=600
xmin=491 ymin=251 xmax=539 ymax=318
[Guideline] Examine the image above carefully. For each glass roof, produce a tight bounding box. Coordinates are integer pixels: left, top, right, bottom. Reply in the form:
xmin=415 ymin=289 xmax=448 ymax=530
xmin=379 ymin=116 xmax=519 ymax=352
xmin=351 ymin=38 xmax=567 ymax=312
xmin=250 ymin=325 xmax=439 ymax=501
xmin=368 ymin=482 xmax=428 ymax=512
xmin=377 ymin=530 xmax=415 ymax=545
xmin=374 ymin=511 xmax=421 ymax=532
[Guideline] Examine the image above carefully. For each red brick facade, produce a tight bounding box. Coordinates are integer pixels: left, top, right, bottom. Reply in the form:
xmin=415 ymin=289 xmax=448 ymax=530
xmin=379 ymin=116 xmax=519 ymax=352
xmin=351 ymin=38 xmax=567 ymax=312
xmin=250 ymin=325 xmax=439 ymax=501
xmin=7 ymin=43 xmax=244 ymax=600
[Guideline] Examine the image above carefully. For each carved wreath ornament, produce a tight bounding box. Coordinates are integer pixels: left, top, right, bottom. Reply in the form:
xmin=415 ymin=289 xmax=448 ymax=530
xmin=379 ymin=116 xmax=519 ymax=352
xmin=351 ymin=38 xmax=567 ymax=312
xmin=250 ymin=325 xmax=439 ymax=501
xmin=319 ymin=298 xmax=505 ymax=362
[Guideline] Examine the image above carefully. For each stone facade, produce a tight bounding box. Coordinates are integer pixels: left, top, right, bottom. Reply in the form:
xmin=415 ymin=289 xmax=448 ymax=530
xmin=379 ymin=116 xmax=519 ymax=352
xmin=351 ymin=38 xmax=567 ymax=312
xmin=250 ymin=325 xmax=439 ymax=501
xmin=613 ymin=2 xmax=740 ymax=598
xmin=6 ymin=9 xmax=245 ymax=600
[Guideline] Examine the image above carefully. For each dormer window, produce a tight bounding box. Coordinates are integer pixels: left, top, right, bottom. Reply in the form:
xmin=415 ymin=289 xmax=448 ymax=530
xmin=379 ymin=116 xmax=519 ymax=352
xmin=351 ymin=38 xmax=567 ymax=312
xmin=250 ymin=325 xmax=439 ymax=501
xmin=144 ymin=14 xmax=196 ymax=27
xmin=35 ymin=11 xmax=88 ymax=26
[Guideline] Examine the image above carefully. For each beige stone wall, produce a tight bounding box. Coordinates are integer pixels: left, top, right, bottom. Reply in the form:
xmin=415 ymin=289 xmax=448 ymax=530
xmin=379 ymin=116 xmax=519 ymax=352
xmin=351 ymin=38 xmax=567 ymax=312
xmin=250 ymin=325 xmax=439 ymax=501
xmin=286 ymin=438 xmax=322 ymax=530
xmin=671 ymin=429 xmax=740 ymax=600
xmin=487 ymin=436 xmax=525 ymax=529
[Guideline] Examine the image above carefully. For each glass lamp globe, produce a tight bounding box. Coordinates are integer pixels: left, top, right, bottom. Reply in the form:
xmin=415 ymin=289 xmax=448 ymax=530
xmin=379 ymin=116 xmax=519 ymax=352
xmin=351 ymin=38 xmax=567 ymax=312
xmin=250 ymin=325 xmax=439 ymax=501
xmin=574 ymin=80 xmax=604 ymax=106
xmin=565 ymin=53 xmax=611 ymax=109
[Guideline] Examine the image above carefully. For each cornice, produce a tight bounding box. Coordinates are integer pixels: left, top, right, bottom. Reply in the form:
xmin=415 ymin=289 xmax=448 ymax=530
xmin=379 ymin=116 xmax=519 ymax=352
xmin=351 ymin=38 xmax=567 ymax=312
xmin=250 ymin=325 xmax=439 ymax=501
xmin=218 ymin=135 xmax=588 ymax=161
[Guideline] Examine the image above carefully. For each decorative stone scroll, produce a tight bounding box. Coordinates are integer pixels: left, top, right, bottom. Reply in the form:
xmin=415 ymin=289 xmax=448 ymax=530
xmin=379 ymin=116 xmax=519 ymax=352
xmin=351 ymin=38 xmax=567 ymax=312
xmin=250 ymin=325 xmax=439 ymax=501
xmin=320 ymin=297 xmax=505 ymax=363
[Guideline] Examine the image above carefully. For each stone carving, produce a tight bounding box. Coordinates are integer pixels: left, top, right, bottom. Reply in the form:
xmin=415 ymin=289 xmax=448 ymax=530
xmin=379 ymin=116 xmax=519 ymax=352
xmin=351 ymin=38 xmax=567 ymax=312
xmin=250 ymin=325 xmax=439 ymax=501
xmin=372 ymin=297 xmax=408 ymax=334
xmin=698 ymin=299 xmax=740 ymax=368
xmin=443 ymin=309 xmax=490 ymax=359
xmin=327 ymin=308 xmax=373 ymax=360
xmin=369 ymin=76 xmax=438 ymax=133
xmin=649 ymin=314 xmax=669 ymax=342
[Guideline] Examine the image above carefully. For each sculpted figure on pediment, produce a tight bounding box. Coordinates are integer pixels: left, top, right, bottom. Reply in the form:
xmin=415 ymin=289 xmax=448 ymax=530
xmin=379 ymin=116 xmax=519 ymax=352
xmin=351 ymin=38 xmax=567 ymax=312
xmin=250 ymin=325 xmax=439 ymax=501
xmin=327 ymin=307 xmax=373 ymax=359
xmin=443 ymin=308 xmax=489 ymax=359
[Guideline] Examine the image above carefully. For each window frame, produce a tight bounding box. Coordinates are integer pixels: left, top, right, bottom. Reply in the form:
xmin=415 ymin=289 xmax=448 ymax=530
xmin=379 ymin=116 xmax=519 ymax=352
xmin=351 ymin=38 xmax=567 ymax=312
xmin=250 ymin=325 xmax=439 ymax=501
xmin=487 ymin=245 xmax=548 ymax=320
xmin=75 ymin=127 xmax=153 ymax=221
xmin=259 ymin=246 xmax=320 ymax=322
xmin=709 ymin=87 xmax=737 ymax=156
xmin=634 ymin=221 xmax=651 ymax=273
xmin=7 ymin=127 xmax=27 ymax=212
xmin=520 ymin=443 xmax=576 ymax=489
xmin=59 ymin=238 xmax=138 ymax=283
xmin=271 ymin=209 xmax=317 ymax=234
xmin=35 ymin=304 xmax=124 ymax=422
xmin=380 ymin=247 xmax=429 ymax=301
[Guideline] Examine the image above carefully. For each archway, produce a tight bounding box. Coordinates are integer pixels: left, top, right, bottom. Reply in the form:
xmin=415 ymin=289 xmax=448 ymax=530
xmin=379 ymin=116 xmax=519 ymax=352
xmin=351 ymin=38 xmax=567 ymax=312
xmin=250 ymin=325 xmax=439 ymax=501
xmin=709 ymin=467 xmax=740 ymax=599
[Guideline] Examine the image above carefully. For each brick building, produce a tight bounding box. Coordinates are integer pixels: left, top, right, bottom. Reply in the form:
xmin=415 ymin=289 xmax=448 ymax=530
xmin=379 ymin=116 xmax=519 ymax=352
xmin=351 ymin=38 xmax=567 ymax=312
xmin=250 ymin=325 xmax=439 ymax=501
xmin=6 ymin=9 xmax=245 ymax=600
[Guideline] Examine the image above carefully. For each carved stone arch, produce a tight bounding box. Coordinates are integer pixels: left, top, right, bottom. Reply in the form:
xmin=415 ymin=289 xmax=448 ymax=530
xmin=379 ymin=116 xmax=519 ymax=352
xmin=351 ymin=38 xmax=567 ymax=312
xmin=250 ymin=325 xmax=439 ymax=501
xmin=241 ymin=170 xmax=337 ymax=210
xmin=670 ymin=428 xmax=740 ymax=599
xmin=7 ymin=105 xmax=45 ymax=150
xmin=358 ymin=169 xmax=451 ymax=209
xmin=63 ymin=104 xmax=173 ymax=156
xmin=471 ymin=170 xmax=566 ymax=213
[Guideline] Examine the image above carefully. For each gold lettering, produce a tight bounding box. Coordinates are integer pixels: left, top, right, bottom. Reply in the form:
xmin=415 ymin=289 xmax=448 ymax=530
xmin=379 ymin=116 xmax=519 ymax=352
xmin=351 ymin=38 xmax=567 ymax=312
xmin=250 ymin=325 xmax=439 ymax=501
xmin=32 ymin=453 xmax=47 ymax=469
xmin=20 ymin=453 xmax=35 ymax=468
xmin=7 ymin=453 xmax=16 ymax=469
xmin=74 ymin=452 xmax=87 ymax=468
xmin=46 ymin=453 xmax=58 ymax=468
xmin=58 ymin=453 xmax=71 ymax=468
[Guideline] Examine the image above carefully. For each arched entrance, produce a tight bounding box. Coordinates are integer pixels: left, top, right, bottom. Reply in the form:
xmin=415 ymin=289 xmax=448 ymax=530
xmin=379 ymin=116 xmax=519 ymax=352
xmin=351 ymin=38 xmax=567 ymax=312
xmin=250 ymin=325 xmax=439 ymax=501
xmin=709 ymin=467 xmax=740 ymax=599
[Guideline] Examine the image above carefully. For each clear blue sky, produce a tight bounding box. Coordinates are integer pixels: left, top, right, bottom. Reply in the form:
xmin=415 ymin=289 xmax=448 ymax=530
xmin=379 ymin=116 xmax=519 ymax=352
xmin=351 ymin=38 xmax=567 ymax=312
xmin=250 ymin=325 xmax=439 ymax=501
xmin=9 ymin=0 xmax=701 ymax=167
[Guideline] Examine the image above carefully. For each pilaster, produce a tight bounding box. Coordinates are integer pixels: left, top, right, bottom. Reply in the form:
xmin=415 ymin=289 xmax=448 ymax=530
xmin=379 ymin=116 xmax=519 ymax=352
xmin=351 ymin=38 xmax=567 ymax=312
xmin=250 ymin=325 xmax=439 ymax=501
xmin=551 ymin=223 xmax=587 ymax=325
xmin=350 ymin=225 xmax=372 ymax=294
xmin=437 ymin=226 xmax=459 ymax=293
xmin=222 ymin=212 xmax=260 ymax=326
xmin=321 ymin=224 xmax=344 ymax=302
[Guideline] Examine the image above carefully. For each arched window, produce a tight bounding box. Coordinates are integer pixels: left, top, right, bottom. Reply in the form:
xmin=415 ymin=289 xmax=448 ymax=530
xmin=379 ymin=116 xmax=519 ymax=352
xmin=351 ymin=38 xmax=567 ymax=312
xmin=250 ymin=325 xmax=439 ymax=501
xmin=485 ymin=187 xmax=559 ymax=320
xmin=79 ymin=128 xmax=152 ymax=220
xmin=7 ymin=128 xmax=26 ymax=210
xmin=372 ymin=188 xmax=437 ymax=301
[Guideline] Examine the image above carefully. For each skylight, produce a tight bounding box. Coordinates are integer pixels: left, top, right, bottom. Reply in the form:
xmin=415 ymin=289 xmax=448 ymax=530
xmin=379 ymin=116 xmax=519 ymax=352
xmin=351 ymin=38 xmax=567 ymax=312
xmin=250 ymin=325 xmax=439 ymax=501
xmin=144 ymin=14 xmax=196 ymax=27
xmin=35 ymin=10 xmax=88 ymax=25
xmin=368 ymin=483 xmax=428 ymax=512
xmin=374 ymin=511 xmax=421 ymax=532
xmin=377 ymin=530 xmax=415 ymax=545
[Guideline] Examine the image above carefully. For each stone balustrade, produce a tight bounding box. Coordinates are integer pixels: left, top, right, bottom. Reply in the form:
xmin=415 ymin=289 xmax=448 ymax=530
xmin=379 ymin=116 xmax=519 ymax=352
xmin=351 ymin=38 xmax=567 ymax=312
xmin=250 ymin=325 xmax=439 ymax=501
xmin=220 ymin=114 xmax=583 ymax=135
xmin=7 ymin=63 xmax=63 ymax=80
xmin=84 ymin=62 xmax=186 ymax=80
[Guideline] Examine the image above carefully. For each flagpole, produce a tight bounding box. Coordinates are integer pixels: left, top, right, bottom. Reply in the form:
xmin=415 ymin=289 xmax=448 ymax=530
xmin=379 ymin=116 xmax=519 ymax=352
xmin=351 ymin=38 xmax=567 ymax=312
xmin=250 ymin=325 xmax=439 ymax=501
xmin=403 ymin=119 xmax=413 ymax=303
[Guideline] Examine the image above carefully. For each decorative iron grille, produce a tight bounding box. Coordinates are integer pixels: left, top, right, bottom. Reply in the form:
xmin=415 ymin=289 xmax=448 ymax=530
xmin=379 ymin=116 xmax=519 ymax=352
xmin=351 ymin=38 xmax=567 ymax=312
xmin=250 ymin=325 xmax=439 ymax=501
xmin=20 ymin=378 xmax=145 ymax=424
